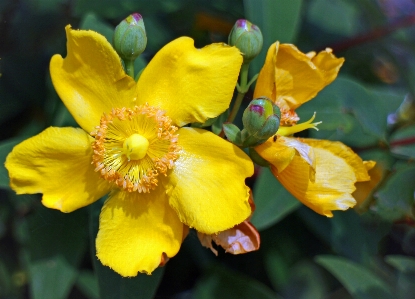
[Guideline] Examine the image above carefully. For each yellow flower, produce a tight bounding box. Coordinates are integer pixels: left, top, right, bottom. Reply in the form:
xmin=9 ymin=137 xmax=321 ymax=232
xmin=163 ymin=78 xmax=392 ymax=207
xmin=253 ymin=42 xmax=375 ymax=217
xmin=5 ymin=26 xmax=254 ymax=276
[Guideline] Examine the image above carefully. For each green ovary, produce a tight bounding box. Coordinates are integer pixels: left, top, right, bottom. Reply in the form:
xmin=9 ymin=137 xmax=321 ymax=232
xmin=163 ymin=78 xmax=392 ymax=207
xmin=122 ymin=133 xmax=149 ymax=161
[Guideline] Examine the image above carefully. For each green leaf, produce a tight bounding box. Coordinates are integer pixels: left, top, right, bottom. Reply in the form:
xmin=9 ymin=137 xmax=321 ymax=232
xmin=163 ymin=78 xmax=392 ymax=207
xmin=76 ymin=271 xmax=99 ymax=299
xmin=251 ymin=168 xmax=301 ymax=230
xmin=193 ymin=264 xmax=281 ymax=299
xmin=297 ymin=76 xmax=403 ymax=145
xmin=385 ymin=255 xmax=415 ymax=299
xmin=385 ymin=255 xmax=415 ymax=273
xmin=308 ymin=0 xmax=359 ymax=36
xmin=89 ymin=200 xmax=164 ymax=299
xmin=282 ymin=261 xmax=328 ymax=299
xmin=79 ymin=13 xmax=115 ymax=43
xmin=298 ymin=208 xmax=390 ymax=263
xmin=244 ymin=0 xmax=303 ymax=75
xmin=315 ymin=255 xmax=394 ymax=299
xmin=389 ymin=124 xmax=415 ymax=159
xmin=0 ymin=138 xmax=24 ymax=189
xmin=375 ymin=165 xmax=415 ymax=221
xmin=29 ymin=256 xmax=78 ymax=299
xmin=25 ymin=206 xmax=88 ymax=299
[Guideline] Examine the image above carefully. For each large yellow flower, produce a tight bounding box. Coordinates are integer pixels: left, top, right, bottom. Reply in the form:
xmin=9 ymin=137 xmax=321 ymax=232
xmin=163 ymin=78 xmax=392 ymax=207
xmin=254 ymin=42 xmax=375 ymax=217
xmin=5 ymin=26 xmax=254 ymax=276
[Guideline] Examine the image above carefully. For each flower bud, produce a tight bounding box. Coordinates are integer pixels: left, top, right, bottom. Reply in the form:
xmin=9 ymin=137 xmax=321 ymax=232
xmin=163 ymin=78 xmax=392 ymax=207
xmin=228 ymin=19 xmax=263 ymax=63
xmin=113 ymin=13 xmax=147 ymax=61
xmin=242 ymin=97 xmax=281 ymax=140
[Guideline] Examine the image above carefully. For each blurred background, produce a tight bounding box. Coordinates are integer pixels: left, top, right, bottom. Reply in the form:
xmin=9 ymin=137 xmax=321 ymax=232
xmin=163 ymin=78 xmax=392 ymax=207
xmin=1 ymin=0 xmax=415 ymax=298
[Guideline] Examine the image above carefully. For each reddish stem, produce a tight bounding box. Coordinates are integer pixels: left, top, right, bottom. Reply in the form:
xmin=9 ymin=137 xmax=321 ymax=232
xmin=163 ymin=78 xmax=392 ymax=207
xmin=324 ymin=14 xmax=415 ymax=53
xmin=390 ymin=136 xmax=415 ymax=147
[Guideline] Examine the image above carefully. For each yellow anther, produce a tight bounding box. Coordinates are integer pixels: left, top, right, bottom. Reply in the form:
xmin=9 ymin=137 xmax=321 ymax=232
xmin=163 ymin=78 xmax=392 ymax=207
xmin=123 ymin=133 xmax=149 ymax=161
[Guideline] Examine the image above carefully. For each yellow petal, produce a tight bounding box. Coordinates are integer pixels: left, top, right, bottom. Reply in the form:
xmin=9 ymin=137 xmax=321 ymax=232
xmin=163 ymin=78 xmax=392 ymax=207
xmin=302 ymin=139 xmax=370 ymax=182
xmin=311 ymin=48 xmax=345 ymax=86
xmin=255 ymin=136 xmax=314 ymax=174
xmin=274 ymin=140 xmax=358 ymax=217
xmin=5 ymin=127 xmax=111 ymax=212
xmin=353 ymin=161 xmax=381 ymax=207
xmin=253 ymin=42 xmax=277 ymax=100
xmin=96 ymin=188 xmax=184 ymax=276
xmin=165 ymin=127 xmax=253 ymax=234
xmin=50 ymin=25 xmax=136 ymax=133
xmin=136 ymin=37 xmax=242 ymax=127
xmin=254 ymin=42 xmax=344 ymax=110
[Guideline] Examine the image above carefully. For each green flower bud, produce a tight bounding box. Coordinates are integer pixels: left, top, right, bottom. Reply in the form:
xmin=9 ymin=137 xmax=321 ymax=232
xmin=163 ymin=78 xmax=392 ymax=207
xmin=228 ymin=19 xmax=263 ymax=63
xmin=113 ymin=13 xmax=147 ymax=61
xmin=242 ymin=97 xmax=281 ymax=141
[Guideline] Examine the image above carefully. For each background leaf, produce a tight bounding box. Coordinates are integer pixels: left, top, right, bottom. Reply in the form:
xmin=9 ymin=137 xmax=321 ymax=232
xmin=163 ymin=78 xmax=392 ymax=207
xmin=243 ymin=0 xmax=303 ymax=75
xmin=251 ymin=168 xmax=301 ymax=231
xmin=315 ymin=255 xmax=394 ymax=299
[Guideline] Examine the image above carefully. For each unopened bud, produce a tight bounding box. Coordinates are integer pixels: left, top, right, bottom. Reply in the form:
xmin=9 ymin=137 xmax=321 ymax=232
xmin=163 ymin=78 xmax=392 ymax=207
xmin=113 ymin=13 xmax=147 ymax=61
xmin=228 ymin=19 xmax=263 ymax=63
xmin=243 ymin=97 xmax=281 ymax=140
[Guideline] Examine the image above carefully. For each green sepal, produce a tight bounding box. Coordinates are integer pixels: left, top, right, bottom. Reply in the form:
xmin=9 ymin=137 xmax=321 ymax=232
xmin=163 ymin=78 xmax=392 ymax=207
xmin=223 ymin=123 xmax=242 ymax=146
xmin=249 ymin=147 xmax=270 ymax=167
xmin=240 ymin=128 xmax=268 ymax=147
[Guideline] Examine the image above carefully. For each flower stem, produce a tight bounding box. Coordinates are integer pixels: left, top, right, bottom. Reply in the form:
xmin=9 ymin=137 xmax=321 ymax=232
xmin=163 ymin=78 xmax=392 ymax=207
xmin=124 ymin=59 xmax=135 ymax=78
xmin=227 ymin=63 xmax=250 ymax=124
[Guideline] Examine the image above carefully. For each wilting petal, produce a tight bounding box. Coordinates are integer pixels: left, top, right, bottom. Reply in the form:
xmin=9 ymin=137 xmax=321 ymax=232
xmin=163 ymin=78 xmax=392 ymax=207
xmin=136 ymin=37 xmax=242 ymax=127
xmin=50 ymin=25 xmax=136 ymax=133
xmin=96 ymin=187 xmax=184 ymax=276
xmin=5 ymin=127 xmax=111 ymax=212
xmin=274 ymin=140 xmax=360 ymax=217
xmin=204 ymin=221 xmax=260 ymax=255
xmin=254 ymin=42 xmax=344 ymax=111
xmin=165 ymin=127 xmax=253 ymax=234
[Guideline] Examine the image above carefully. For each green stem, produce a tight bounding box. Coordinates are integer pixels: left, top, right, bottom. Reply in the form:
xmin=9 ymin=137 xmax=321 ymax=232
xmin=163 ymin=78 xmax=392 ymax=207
xmin=124 ymin=59 xmax=135 ymax=78
xmin=227 ymin=63 xmax=250 ymax=124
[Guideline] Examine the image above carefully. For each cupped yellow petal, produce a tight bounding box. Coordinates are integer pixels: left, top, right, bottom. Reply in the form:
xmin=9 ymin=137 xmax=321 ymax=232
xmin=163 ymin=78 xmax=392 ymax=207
xmin=255 ymin=136 xmax=314 ymax=174
xmin=136 ymin=37 xmax=243 ymax=127
xmin=5 ymin=127 xmax=111 ymax=212
xmin=311 ymin=48 xmax=345 ymax=85
xmin=353 ymin=161 xmax=380 ymax=207
xmin=302 ymin=139 xmax=370 ymax=182
xmin=165 ymin=127 xmax=253 ymax=234
xmin=50 ymin=25 xmax=136 ymax=133
xmin=253 ymin=42 xmax=277 ymax=100
xmin=96 ymin=188 xmax=184 ymax=276
xmin=273 ymin=140 xmax=358 ymax=217
xmin=254 ymin=42 xmax=344 ymax=111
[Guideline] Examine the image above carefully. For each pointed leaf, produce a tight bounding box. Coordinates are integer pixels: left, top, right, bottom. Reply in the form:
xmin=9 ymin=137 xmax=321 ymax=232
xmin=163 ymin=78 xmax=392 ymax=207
xmin=316 ymin=255 xmax=394 ymax=299
xmin=251 ymin=168 xmax=301 ymax=230
xmin=244 ymin=0 xmax=303 ymax=76
xmin=193 ymin=264 xmax=281 ymax=299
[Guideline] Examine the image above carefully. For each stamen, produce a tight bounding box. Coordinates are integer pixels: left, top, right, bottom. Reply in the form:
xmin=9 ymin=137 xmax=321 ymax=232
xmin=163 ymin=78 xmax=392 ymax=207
xmin=91 ymin=104 xmax=180 ymax=193
xmin=277 ymin=112 xmax=322 ymax=136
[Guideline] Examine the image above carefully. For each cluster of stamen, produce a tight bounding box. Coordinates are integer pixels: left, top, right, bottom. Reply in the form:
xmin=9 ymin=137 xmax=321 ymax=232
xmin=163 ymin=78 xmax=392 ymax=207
xmin=280 ymin=108 xmax=300 ymax=126
xmin=91 ymin=104 xmax=180 ymax=193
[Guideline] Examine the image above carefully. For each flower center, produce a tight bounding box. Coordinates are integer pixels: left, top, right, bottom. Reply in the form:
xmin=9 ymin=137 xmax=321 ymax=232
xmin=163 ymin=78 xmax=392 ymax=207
xmin=122 ymin=133 xmax=149 ymax=161
xmin=277 ymin=112 xmax=321 ymax=136
xmin=91 ymin=104 xmax=180 ymax=193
